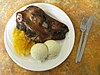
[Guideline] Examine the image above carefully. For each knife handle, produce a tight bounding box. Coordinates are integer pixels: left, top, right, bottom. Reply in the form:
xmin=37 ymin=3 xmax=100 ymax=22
xmin=78 ymin=33 xmax=88 ymax=62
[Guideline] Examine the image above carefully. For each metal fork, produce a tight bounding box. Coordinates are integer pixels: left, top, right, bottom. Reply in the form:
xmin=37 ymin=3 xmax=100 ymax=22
xmin=75 ymin=17 xmax=87 ymax=63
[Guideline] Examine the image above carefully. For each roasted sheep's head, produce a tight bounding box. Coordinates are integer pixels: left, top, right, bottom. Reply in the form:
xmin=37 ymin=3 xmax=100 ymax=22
xmin=16 ymin=6 xmax=69 ymax=42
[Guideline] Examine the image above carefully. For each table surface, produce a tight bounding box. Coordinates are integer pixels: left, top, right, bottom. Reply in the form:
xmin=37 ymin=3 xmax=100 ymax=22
xmin=0 ymin=0 xmax=100 ymax=75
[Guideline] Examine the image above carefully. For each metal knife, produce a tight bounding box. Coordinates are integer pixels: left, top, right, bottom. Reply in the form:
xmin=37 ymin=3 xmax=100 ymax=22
xmin=78 ymin=15 xmax=94 ymax=62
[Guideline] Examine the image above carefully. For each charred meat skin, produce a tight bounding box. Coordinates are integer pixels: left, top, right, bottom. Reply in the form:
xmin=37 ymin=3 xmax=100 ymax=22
xmin=16 ymin=6 xmax=69 ymax=42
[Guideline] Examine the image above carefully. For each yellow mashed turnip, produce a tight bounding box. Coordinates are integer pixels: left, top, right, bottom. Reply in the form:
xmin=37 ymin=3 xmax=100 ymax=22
xmin=12 ymin=28 xmax=35 ymax=56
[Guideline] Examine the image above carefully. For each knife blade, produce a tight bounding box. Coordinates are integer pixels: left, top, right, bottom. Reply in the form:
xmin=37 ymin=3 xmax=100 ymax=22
xmin=85 ymin=15 xmax=95 ymax=34
xmin=78 ymin=15 xmax=94 ymax=62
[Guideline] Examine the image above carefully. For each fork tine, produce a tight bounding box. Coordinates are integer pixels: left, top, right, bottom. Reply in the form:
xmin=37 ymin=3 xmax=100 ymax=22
xmin=81 ymin=17 xmax=84 ymax=25
xmin=80 ymin=17 xmax=85 ymax=27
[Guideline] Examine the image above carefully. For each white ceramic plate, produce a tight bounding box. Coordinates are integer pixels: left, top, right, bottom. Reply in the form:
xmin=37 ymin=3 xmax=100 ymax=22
xmin=4 ymin=3 xmax=75 ymax=71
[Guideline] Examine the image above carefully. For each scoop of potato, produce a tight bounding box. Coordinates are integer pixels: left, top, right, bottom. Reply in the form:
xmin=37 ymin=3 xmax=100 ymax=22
xmin=45 ymin=40 xmax=60 ymax=59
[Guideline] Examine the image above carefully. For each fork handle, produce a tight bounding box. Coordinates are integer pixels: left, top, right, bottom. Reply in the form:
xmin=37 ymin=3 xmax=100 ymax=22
xmin=75 ymin=32 xmax=84 ymax=63
xmin=78 ymin=33 xmax=88 ymax=62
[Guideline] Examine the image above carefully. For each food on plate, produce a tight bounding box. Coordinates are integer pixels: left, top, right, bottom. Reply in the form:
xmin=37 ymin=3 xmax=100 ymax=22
xmin=16 ymin=6 xmax=69 ymax=42
xmin=12 ymin=5 xmax=67 ymax=61
xmin=30 ymin=40 xmax=60 ymax=62
xmin=31 ymin=43 xmax=48 ymax=62
xmin=12 ymin=28 xmax=35 ymax=56
xmin=45 ymin=40 xmax=60 ymax=59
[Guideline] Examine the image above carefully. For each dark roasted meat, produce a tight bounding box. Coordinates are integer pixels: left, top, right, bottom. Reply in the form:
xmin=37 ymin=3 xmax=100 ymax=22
xmin=16 ymin=6 xmax=69 ymax=42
